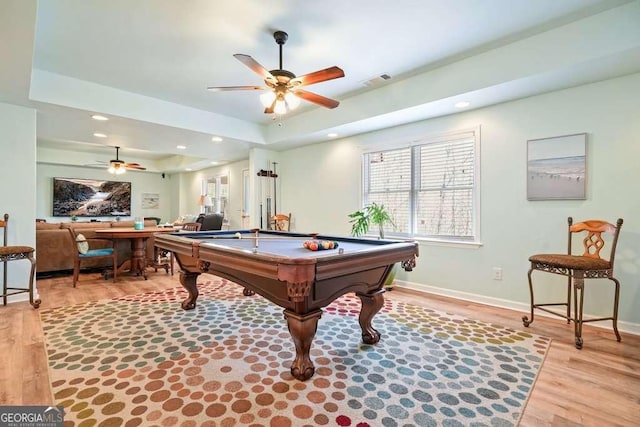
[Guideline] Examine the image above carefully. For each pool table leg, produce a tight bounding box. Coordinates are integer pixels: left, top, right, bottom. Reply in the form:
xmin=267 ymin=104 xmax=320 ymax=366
xmin=357 ymin=290 xmax=384 ymax=344
xmin=179 ymin=271 xmax=200 ymax=310
xmin=284 ymin=309 xmax=322 ymax=381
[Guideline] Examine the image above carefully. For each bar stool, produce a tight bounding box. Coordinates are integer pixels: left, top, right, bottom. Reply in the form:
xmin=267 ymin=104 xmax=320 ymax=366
xmin=523 ymin=217 xmax=623 ymax=349
xmin=1 ymin=214 xmax=40 ymax=308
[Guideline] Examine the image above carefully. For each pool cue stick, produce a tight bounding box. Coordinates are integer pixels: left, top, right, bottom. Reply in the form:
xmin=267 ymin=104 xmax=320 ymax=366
xmin=266 ymin=196 xmax=271 ymax=229
xmin=266 ymin=160 xmax=272 ymax=230
xmin=200 ymin=234 xmax=308 ymax=240
xmin=273 ymin=162 xmax=278 ymax=216
xmin=257 ymin=169 xmax=263 ymax=229
xmin=264 ymin=160 xmax=271 ymax=230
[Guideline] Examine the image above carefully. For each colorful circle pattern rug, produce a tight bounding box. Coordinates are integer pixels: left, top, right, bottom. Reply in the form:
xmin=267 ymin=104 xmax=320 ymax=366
xmin=40 ymin=277 xmax=550 ymax=426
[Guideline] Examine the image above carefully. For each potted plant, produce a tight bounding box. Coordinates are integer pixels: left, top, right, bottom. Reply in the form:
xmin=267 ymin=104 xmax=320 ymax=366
xmin=348 ymin=202 xmax=394 ymax=239
xmin=348 ymin=202 xmax=397 ymax=288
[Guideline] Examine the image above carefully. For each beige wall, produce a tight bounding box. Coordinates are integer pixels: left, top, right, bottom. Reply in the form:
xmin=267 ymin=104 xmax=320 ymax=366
xmin=36 ymin=164 xmax=173 ymax=224
xmin=178 ymin=160 xmax=249 ymax=230
xmin=0 ymin=102 xmax=37 ymax=301
xmin=106 ymin=72 xmax=640 ymax=331
xmin=277 ymin=73 xmax=640 ymax=330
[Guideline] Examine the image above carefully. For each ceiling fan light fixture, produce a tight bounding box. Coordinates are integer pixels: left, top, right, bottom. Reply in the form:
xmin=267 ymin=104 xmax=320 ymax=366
xmin=274 ymin=99 xmax=287 ymax=115
xmin=284 ymin=91 xmax=300 ymax=110
xmin=260 ymin=91 xmax=276 ymax=108
xmin=108 ymin=160 xmax=126 ymax=175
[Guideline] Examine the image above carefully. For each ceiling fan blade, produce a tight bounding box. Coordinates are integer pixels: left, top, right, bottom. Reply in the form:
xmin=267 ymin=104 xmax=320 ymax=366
xmin=207 ymin=85 xmax=267 ymax=92
xmin=233 ymin=54 xmax=276 ymax=82
xmin=290 ymin=66 xmax=344 ymax=87
xmin=264 ymin=99 xmax=276 ymax=114
xmin=294 ymin=89 xmax=340 ymax=109
xmin=126 ymin=164 xmax=146 ymax=170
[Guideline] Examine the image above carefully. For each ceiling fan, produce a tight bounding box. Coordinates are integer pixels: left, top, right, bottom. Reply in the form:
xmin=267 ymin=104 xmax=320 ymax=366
xmin=87 ymin=146 xmax=146 ymax=174
xmin=207 ymin=31 xmax=345 ymax=114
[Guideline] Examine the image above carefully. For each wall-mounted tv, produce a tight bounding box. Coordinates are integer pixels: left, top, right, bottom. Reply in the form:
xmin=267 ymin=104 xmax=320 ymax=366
xmin=53 ymin=177 xmax=131 ymax=217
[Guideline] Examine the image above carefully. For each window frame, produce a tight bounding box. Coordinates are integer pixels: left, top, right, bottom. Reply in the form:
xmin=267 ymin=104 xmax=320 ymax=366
xmin=361 ymin=126 xmax=481 ymax=245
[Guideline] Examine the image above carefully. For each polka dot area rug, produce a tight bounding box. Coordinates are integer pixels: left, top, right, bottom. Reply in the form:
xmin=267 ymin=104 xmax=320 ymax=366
xmin=40 ymin=277 xmax=550 ymax=427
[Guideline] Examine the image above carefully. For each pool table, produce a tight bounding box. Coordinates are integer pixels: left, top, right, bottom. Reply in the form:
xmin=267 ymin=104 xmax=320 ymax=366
xmin=154 ymin=229 xmax=419 ymax=381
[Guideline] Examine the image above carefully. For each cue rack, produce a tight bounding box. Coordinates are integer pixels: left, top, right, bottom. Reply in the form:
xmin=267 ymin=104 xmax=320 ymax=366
xmin=257 ymin=162 xmax=279 ymax=229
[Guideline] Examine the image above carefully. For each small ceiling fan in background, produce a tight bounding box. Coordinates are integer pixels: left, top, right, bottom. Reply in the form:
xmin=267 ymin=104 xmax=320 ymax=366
xmin=207 ymin=30 xmax=345 ymax=114
xmin=86 ymin=146 xmax=146 ymax=174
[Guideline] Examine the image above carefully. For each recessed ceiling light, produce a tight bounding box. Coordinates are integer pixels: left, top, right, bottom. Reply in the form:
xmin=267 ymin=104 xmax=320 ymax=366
xmin=327 ymin=133 xmax=338 ymax=138
xmin=455 ymin=101 xmax=470 ymax=108
xmin=185 ymin=168 xmax=193 ymax=171
xmin=210 ymin=161 xmax=219 ymax=165
xmin=93 ymin=132 xmax=107 ymax=138
xmin=177 ymin=145 xmax=187 ymax=150
xmin=211 ymin=136 xmax=223 ymax=142
xmin=91 ymin=114 xmax=109 ymax=121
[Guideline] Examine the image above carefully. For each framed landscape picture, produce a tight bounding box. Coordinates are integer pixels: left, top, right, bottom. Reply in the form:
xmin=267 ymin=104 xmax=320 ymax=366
xmin=53 ymin=177 xmax=131 ymax=216
xmin=527 ymin=133 xmax=586 ymax=200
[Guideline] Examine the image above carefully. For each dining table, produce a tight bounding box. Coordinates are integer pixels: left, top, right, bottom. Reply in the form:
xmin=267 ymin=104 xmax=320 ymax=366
xmin=94 ymin=226 xmax=175 ymax=279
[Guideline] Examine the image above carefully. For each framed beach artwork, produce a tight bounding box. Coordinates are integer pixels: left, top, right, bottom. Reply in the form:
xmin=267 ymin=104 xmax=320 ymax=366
xmin=141 ymin=192 xmax=160 ymax=209
xmin=527 ymin=133 xmax=587 ymax=200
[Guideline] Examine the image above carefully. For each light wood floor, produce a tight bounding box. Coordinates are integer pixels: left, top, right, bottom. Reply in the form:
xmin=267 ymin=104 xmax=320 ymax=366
xmin=1 ymin=271 xmax=638 ymax=426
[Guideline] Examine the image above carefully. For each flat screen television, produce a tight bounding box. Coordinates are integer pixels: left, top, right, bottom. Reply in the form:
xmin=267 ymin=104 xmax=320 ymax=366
xmin=52 ymin=177 xmax=131 ymax=217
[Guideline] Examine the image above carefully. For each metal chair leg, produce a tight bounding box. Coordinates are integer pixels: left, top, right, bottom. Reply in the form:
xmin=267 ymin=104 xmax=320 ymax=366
xmin=565 ymin=276 xmax=572 ymax=324
xmin=2 ymin=260 xmax=7 ymax=306
xmin=610 ymin=277 xmax=622 ymax=342
xmin=522 ymin=268 xmax=535 ymax=327
xmin=573 ymin=273 xmax=585 ymax=349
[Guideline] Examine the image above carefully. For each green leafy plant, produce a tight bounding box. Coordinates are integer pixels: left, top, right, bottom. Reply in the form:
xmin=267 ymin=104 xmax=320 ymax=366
xmin=349 ymin=202 xmax=398 ymax=288
xmin=348 ymin=202 xmax=394 ymax=239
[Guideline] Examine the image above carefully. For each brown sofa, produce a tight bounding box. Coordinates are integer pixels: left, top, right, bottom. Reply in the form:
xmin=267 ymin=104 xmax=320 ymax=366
xmin=35 ymin=219 xmax=158 ymax=274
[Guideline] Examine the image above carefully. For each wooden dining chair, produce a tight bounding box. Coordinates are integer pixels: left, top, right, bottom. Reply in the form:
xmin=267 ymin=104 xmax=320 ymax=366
xmin=155 ymin=222 xmax=202 ymax=276
xmin=523 ymin=217 xmax=623 ymax=349
xmin=144 ymin=217 xmax=161 ymax=225
xmin=68 ymin=227 xmax=117 ymax=287
xmin=270 ymin=213 xmax=291 ymax=231
xmin=182 ymin=222 xmax=202 ymax=232
xmin=1 ymin=213 xmax=40 ymax=308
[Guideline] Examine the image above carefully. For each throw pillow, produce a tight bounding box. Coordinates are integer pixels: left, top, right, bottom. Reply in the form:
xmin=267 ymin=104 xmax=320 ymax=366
xmin=76 ymin=233 xmax=89 ymax=254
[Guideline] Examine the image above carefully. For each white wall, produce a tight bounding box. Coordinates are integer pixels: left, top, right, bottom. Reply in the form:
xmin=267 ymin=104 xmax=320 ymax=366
xmin=0 ymin=102 xmax=37 ymax=302
xmin=280 ymin=140 xmax=361 ymax=234
xmin=36 ymin=163 xmax=173 ymax=223
xmin=278 ymin=73 xmax=640 ymax=329
xmin=178 ymin=159 xmax=249 ymax=229
xmin=249 ymin=148 xmax=281 ymax=229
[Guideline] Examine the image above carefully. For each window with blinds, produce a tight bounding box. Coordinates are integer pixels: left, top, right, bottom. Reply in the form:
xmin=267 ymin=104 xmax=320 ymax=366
xmin=363 ymin=128 xmax=479 ymax=242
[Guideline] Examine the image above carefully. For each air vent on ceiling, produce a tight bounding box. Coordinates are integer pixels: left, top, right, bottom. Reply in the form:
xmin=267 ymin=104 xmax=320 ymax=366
xmin=361 ymin=73 xmax=392 ymax=87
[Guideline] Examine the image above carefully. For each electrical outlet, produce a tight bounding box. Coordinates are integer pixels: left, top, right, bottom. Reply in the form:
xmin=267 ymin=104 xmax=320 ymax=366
xmin=492 ymin=267 xmax=503 ymax=281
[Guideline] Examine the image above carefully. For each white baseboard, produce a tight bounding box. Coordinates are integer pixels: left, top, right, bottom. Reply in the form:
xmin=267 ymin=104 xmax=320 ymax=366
xmin=394 ymin=280 xmax=640 ymax=336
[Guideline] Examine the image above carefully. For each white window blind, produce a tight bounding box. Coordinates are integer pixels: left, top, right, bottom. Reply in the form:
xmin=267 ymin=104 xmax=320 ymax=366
xmin=363 ymin=129 xmax=479 ymax=241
